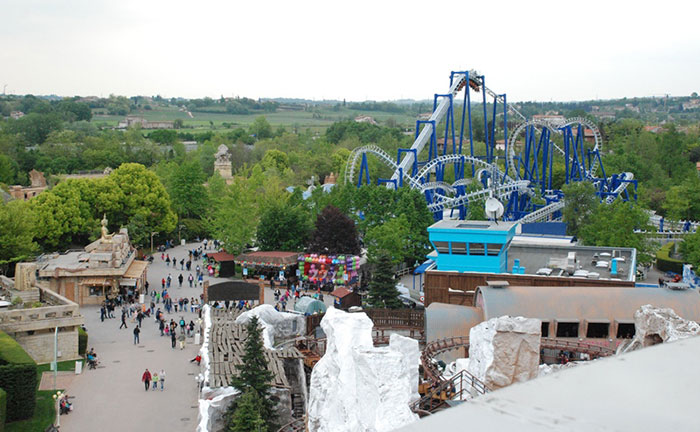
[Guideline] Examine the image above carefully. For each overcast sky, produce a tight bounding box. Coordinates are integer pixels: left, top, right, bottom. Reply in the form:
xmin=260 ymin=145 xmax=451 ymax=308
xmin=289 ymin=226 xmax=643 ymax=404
xmin=2 ymin=0 xmax=699 ymax=102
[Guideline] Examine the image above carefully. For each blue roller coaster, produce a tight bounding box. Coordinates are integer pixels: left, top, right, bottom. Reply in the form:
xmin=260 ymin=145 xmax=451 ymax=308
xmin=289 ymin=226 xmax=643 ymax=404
xmin=344 ymin=70 xmax=638 ymax=222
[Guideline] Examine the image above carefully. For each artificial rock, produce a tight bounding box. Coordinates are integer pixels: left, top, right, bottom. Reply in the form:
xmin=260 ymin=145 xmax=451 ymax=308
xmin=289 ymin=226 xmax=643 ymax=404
xmin=467 ymin=315 xmax=541 ymax=390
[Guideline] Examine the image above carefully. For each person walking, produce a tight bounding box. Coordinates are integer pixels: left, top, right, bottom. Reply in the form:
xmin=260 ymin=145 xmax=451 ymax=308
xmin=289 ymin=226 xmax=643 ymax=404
xmin=178 ymin=332 xmax=186 ymax=350
xmin=171 ymin=330 xmax=176 ymax=349
xmin=100 ymin=305 xmax=106 ymax=322
xmin=159 ymin=318 xmax=165 ymax=336
xmin=180 ymin=259 xmax=185 ymax=270
xmin=119 ymin=311 xmax=128 ymax=329
xmin=188 ymin=273 xmax=194 ymax=288
xmin=166 ymin=256 xmax=171 ymax=267
xmin=133 ymin=326 xmax=140 ymax=345
xmin=159 ymin=369 xmax=166 ymax=391
xmin=178 ymin=273 xmax=184 ymax=288
xmin=142 ymin=369 xmax=151 ymax=391
xmin=136 ymin=311 xmax=143 ymax=328
xmin=151 ymin=373 xmax=159 ymax=390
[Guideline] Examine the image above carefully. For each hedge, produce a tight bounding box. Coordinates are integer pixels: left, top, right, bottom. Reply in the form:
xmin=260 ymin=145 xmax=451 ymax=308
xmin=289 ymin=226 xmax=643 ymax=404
xmin=0 ymin=331 xmax=37 ymax=422
xmin=0 ymin=387 xmax=6 ymax=432
xmin=656 ymin=242 xmax=684 ymax=274
xmin=78 ymin=327 xmax=88 ymax=356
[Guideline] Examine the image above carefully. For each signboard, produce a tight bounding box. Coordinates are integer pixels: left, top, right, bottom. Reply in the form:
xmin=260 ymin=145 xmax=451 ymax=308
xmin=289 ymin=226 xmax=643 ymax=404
xmin=279 ymin=271 xmax=284 ymax=281
xmin=243 ymin=268 xmax=248 ymax=276
xmin=207 ymin=281 xmax=260 ymax=302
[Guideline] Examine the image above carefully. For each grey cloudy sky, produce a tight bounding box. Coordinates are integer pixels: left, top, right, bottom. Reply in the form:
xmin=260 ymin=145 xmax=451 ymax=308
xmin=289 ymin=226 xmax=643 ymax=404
xmin=2 ymin=0 xmax=699 ymax=102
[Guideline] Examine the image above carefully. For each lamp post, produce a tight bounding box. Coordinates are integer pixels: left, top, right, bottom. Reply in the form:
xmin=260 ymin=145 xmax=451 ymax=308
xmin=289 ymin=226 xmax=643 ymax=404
xmin=52 ymin=390 xmax=63 ymax=428
xmin=178 ymin=225 xmax=185 ymax=244
xmin=150 ymin=232 xmax=158 ymax=254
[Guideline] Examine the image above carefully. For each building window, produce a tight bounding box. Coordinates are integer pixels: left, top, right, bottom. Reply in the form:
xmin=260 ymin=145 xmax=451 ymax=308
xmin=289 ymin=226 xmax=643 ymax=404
xmin=433 ymin=241 xmax=450 ymax=254
xmin=541 ymin=321 xmax=549 ymax=337
xmin=89 ymin=286 xmax=104 ymax=296
xmin=469 ymin=243 xmax=485 ymax=256
xmin=586 ymin=322 xmax=610 ymax=338
xmin=616 ymin=323 xmax=635 ymax=339
xmin=556 ymin=322 xmax=579 ymax=338
xmin=486 ymin=243 xmax=502 ymax=256
xmin=451 ymin=242 xmax=467 ymax=255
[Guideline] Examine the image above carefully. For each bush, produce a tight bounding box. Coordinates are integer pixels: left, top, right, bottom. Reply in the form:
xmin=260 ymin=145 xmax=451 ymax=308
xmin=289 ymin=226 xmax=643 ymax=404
xmin=0 ymin=387 xmax=6 ymax=432
xmin=656 ymin=242 xmax=684 ymax=274
xmin=0 ymin=331 xmax=37 ymax=422
xmin=78 ymin=327 xmax=88 ymax=356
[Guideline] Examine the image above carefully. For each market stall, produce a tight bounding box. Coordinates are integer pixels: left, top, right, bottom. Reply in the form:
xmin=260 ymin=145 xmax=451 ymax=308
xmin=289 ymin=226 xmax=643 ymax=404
xmin=207 ymin=252 xmax=236 ymax=277
xmin=235 ymin=251 xmax=300 ymax=284
xmin=298 ymin=254 xmax=361 ymax=290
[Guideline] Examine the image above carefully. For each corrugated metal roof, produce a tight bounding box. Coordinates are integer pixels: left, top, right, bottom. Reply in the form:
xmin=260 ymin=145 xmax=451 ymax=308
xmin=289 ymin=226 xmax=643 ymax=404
xmin=123 ymin=260 xmax=148 ymax=279
xmin=476 ymin=285 xmax=700 ymax=322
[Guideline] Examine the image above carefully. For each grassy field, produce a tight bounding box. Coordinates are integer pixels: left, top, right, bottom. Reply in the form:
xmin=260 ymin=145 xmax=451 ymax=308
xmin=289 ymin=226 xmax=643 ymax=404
xmin=36 ymin=359 xmax=83 ymax=381
xmin=92 ymin=106 xmax=419 ymax=133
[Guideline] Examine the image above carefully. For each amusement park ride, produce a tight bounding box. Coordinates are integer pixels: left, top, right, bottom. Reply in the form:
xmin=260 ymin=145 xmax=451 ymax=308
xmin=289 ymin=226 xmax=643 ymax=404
xmin=344 ymin=70 xmax=638 ymax=222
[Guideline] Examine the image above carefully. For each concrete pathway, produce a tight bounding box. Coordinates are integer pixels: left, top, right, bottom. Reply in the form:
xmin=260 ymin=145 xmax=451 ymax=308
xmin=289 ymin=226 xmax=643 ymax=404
xmin=59 ymin=241 xmax=336 ymax=431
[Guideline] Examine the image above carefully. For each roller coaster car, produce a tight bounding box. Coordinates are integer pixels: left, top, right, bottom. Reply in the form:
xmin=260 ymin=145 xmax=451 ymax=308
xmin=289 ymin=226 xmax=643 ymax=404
xmin=468 ymin=78 xmax=481 ymax=92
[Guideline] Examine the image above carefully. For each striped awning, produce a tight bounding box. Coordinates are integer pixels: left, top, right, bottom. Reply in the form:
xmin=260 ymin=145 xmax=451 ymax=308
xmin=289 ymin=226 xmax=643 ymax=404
xmin=124 ymin=260 xmax=148 ymax=279
xmin=80 ymin=277 xmax=109 ymax=286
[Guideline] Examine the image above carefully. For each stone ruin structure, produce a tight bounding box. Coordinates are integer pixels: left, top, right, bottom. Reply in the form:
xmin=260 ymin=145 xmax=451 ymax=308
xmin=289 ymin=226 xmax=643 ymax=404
xmin=214 ymin=144 xmax=232 ymax=183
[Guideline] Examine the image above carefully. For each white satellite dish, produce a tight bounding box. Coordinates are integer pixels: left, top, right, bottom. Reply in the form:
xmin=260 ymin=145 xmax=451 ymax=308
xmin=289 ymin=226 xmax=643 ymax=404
xmin=485 ymin=197 xmax=504 ymax=220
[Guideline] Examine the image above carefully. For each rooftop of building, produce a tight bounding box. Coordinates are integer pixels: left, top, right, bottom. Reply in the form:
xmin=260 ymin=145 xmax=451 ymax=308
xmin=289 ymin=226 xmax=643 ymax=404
xmin=508 ymin=242 xmax=636 ymax=281
xmin=429 ymin=219 xmax=518 ymax=232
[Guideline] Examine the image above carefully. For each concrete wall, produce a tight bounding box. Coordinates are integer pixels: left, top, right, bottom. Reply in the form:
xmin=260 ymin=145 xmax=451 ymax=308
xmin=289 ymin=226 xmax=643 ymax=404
xmin=0 ymin=288 xmax=84 ymax=363
xmin=12 ymin=327 xmax=79 ymax=364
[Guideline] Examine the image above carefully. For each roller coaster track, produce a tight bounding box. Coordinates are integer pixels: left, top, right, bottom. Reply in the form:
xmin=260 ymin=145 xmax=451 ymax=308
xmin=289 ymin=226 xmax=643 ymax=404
xmin=421 ymin=335 xmax=615 ymax=386
xmin=605 ymin=172 xmax=634 ymax=204
xmin=345 ymin=144 xmax=421 ymax=188
xmin=508 ymin=117 xmax=603 ymax=180
xmin=427 ymin=180 xmax=530 ymax=213
xmin=516 ymin=200 xmax=565 ymax=223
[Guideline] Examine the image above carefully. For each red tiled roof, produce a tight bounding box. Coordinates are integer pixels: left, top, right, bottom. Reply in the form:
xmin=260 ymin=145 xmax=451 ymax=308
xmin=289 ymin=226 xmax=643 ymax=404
xmin=331 ymin=287 xmax=354 ymax=298
xmin=208 ymin=252 xmax=236 ymax=262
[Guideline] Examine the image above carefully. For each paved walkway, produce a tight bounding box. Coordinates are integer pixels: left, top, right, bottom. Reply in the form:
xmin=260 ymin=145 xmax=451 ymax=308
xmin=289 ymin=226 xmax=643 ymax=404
xmin=59 ymin=241 xmax=337 ymax=431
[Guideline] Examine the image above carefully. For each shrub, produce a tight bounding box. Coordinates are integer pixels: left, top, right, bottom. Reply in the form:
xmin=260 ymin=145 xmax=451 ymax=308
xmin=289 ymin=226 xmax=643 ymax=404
xmin=656 ymin=242 xmax=684 ymax=274
xmin=0 ymin=387 xmax=6 ymax=432
xmin=78 ymin=327 xmax=88 ymax=356
xmin=0 ymin=331 xmax=37 ymax=422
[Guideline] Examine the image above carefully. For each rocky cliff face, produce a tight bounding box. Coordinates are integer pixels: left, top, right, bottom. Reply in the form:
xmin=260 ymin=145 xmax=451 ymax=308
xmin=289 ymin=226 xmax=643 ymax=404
xmin=467 ymin=316 xmax=541 ymax=390
xmin=308 ymin=308 xmax=419 ymax=432
xmin=620 ymin=304 xmax=700 ymax=353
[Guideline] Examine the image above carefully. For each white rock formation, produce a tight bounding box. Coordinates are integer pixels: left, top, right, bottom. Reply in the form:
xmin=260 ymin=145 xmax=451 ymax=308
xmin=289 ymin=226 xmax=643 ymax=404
xmin=308 ymin=307 xmax=419 ymax=432
xmin=537 ymin=362 xmax=578 ymax=377
xmin=620 ymin=304 xmax=700 ymax=353
xmin=235 ymin=304 xmax=305 ymax=348
xmin=467 ymin=316 xmax=541 ymax=390
xmin=389 ymin=333 xmax=420 ymax=402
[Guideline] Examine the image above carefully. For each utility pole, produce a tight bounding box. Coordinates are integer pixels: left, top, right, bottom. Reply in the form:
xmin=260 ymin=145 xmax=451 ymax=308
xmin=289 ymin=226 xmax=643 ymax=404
xmin=150 ymin=232 xmax=158 ymax=254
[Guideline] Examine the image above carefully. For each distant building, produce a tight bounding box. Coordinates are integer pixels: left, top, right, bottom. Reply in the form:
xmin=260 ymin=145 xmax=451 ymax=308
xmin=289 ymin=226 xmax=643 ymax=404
xmin=354 ymin=115 xmax=378 ymax=125
xmin=682 ymin=99 xmax=700 ymax=111
xmin=9 ymin=169 xmax=48 ymax=201
xmin=592 ymin=111 xmax=616 ymax=121
xmin=644 ymin=125 xmax=662 ymax=133
xmin=117 ymin=116 xmax=173 ymax=129
xmin=10 ymin=111 xmax=25 ymax=119
xmin=57 ymin=167 xmax=112 ymax=181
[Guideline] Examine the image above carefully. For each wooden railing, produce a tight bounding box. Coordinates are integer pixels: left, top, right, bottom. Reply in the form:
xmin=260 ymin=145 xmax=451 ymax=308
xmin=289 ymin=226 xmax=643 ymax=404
xmin=306 ymin=308 xmax=424 ymax=335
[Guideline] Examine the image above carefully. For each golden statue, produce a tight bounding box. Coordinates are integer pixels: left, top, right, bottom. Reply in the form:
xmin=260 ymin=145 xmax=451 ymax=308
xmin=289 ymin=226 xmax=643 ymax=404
xmin=101 ymin=214 xmax=114 ymax=242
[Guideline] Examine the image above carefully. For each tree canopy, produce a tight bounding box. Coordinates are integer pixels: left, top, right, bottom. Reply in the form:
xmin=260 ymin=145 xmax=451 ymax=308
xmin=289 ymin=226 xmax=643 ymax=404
xmin=307 ymin=205 xmax=361 ymax=255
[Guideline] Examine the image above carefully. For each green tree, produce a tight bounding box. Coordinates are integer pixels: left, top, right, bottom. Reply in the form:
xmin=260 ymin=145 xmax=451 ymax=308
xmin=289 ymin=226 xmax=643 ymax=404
xmin=0 ymin=154 xmax=19 ymax=185
xmin=260 ymin=149 xmax=289 ymax=173
xmin=250 ymin=116 xmax=273 ymax=140
xmin=307 ymin=205 xmax=361 ymax=255
xmin=364 ymin=215 xmax=410 ymax=266
xmin=256 ymin=199 xmax=311 ymax=251
xmin=0 ymin=200 xmax=39 ymax=273
xmin=579 ymin=201 xmax=655 ymax=264
xmin=105 ymin=163 xmax=177 ymax=246
xmin=367 ymin=251 xmax=403 ymax=309
xmin=209 ymin=175 xmax=258 ymax=254
xmin=229 ymin=316 xmax=274 ymax=428
xmin=168 ymin=160 xmax=208 ymax=219
xmin=227 ymin=388 xmax=267 ymax=432
xmin=680 ymin=232 xmax=700 ymax=269
xmin=562 ymin=182 xmax=599 ymax=237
